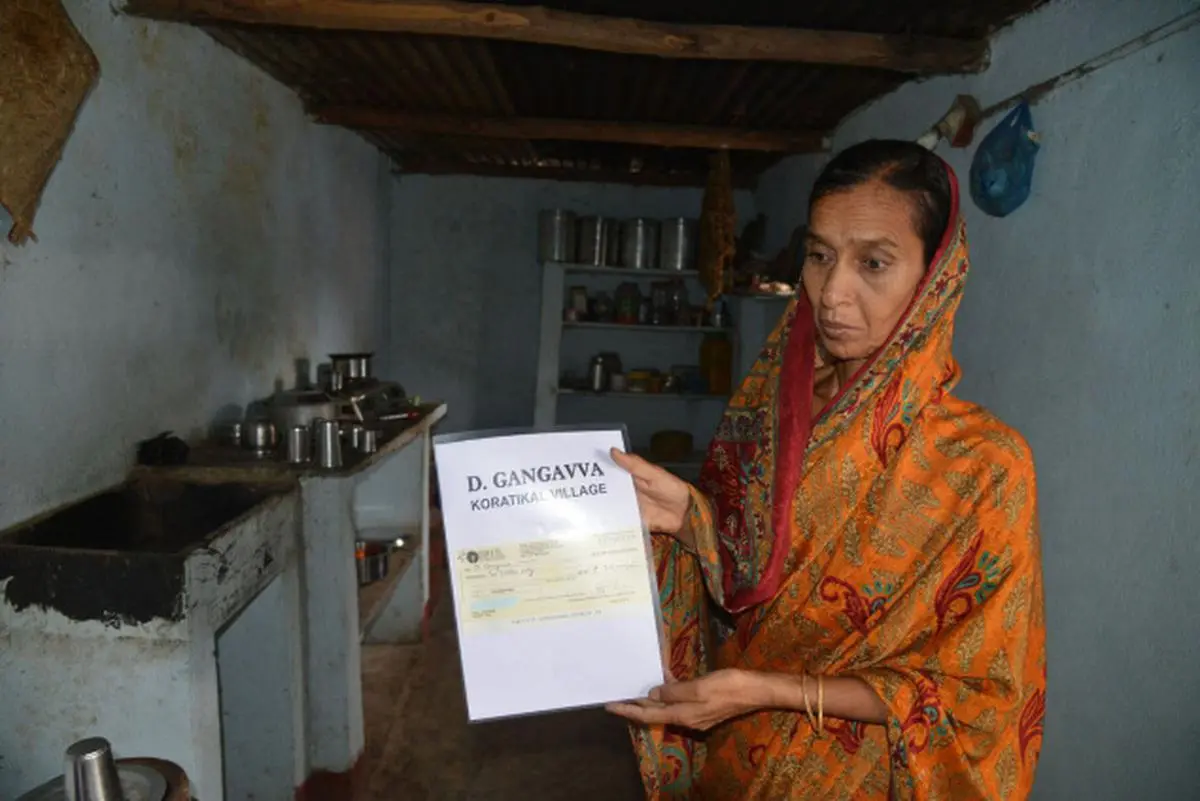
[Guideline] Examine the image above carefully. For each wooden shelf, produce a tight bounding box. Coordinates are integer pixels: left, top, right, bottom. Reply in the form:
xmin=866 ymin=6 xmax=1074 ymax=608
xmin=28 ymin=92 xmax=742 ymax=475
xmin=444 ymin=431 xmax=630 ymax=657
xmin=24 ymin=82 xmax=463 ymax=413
xmin=557 ymin=388 xmax=728 ymax=401
xmin=548 ymin=262 xmax=701 ymax=278
xmin=563 ymin=321 xmax=728 ymax=334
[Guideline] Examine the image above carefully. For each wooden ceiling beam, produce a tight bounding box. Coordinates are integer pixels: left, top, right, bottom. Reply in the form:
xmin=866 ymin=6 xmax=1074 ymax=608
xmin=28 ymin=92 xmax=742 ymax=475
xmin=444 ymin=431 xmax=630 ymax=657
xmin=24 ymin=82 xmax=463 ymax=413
xmin=123 ymin=0 xmax=990 ymax=74
xmin=395 ymin=157 xmax=758 ymax=190
xmin=313 ymin=106 xmax=828 ymax=153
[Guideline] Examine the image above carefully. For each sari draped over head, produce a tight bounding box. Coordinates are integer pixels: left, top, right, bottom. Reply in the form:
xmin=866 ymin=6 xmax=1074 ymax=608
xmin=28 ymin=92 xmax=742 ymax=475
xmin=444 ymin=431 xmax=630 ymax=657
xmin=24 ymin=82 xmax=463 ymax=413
xmin=631 ymin=164 xmax=1046 ymax=800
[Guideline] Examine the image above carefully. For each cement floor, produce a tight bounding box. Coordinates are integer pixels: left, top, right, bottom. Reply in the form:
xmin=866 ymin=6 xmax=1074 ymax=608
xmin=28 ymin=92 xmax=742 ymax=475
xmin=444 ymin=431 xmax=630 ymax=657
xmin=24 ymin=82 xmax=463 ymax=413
xmin=360 ymin=583 xmax=645 ymax=801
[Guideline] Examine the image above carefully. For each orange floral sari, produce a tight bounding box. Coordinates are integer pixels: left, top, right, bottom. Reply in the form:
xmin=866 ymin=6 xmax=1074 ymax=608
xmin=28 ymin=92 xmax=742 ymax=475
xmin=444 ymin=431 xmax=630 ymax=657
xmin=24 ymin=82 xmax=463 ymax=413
xmin=631 ymin=166 xmax=1046 ymax=800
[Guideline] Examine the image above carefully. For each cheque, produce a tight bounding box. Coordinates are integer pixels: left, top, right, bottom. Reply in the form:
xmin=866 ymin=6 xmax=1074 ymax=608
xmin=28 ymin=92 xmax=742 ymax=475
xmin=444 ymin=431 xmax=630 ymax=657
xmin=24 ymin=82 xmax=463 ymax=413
xmin=454 ymin=528 xmax=654 ymax=629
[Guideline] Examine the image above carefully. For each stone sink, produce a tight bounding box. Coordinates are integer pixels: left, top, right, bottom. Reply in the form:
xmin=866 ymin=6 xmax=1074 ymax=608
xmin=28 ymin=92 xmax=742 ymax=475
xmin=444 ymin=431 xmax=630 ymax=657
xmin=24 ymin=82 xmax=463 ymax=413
xmin=0 ymin=477 xmax=297 ymax=630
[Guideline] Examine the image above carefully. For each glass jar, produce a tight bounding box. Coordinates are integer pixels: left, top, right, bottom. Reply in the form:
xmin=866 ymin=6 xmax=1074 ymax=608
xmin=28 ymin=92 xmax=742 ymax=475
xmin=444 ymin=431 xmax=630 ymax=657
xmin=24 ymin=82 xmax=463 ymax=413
xmin=568 ymin=285 xmax=589 ymax=316
xmin=667 ymin=279 xmax=690 ymax=325
xmin=638 ymin=298 xmax=653 ymax=325
xmin=614 ymin=282 xmax=642 ymax=325
xmin=649 ymin=282 xmax=669 ymax=326
xmin=590 ymin=291 xmax=614 ymax=322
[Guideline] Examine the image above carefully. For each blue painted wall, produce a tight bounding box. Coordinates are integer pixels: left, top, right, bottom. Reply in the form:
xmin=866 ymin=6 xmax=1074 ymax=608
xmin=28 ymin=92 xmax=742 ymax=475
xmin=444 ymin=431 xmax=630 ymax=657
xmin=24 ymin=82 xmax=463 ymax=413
xmin=387 ymin=174 xmax=755 ymax=436
xmin=754 ymin=1 xmax=1200 ymax=798
xmin=0 ymin=2 xmax=390 ymax=530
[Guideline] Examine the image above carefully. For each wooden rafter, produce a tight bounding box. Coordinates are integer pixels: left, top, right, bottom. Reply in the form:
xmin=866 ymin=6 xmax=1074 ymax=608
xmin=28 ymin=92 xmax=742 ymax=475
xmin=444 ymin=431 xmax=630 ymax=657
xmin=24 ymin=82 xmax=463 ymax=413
xmin=314 ymin=106 xmax=829 ymax=153
xmin=396 ymin=157 xmax=758 ymax=189
xmin=123 ymin=0 xmax=990 ymax=74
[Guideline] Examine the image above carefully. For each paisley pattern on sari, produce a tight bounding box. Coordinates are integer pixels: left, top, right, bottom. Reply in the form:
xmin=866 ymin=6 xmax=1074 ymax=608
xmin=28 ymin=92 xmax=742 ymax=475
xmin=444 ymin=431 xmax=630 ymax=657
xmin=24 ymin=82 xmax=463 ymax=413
xmin=630 ymin=165 xmax=1046 ymax=800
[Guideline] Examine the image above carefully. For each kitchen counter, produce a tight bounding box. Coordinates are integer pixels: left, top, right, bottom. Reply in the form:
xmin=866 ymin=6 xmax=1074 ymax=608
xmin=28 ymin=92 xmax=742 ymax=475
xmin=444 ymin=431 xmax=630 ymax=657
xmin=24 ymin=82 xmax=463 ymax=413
xmin=0 ymin=476 xmax=303 ymax=801
xmin=135 ymin=402 xmax=447 ymax=485
xmin=142 ymin=400 xmax=448 ymax=800
xmin=1 ymin=402 xmax=448 ymax=801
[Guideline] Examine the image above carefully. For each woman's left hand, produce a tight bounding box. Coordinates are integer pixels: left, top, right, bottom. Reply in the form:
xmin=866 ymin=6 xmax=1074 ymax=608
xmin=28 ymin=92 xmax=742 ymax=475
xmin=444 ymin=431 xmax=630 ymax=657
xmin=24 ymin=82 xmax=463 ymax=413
xmin=606 ymin=669 xmax=768 ymax=732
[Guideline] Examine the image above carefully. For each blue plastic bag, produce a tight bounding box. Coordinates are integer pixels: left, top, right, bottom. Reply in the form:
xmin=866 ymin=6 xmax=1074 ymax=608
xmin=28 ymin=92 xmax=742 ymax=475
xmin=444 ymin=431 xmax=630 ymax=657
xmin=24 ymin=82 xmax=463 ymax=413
xmin=969 ymin=101 xmax=1040 ymax=218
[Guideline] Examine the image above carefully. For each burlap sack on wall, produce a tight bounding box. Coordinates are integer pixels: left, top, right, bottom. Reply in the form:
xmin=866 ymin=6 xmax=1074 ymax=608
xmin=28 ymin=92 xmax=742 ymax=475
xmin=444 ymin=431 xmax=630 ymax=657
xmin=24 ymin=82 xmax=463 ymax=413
xmin=0 ymin=0 xmax=99 ymax=245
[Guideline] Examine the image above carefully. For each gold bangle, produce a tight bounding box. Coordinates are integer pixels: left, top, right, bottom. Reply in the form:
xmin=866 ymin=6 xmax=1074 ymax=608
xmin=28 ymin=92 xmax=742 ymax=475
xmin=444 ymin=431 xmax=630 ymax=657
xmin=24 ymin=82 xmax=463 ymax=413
xmin=817 ymin=673 xmax=825 ymax=736
xmin=801 ymin=673 xmax=816 ymax=731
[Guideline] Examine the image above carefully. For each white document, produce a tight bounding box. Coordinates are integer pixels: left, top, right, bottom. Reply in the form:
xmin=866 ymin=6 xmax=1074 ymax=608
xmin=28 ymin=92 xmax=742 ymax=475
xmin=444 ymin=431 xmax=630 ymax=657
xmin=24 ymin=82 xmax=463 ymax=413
xmin=433 ymin=427 xmax=665 ymax=721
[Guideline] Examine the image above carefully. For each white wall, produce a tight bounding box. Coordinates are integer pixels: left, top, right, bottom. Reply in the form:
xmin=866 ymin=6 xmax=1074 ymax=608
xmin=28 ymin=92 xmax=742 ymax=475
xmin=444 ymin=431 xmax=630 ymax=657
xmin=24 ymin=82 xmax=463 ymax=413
xmin=754 ymin=1 xmax=1200 ymax=798
xmin=387 ymin=175 xmax=754 ymax=434
xmin=0 ymin=2 xmax=390 ymax=530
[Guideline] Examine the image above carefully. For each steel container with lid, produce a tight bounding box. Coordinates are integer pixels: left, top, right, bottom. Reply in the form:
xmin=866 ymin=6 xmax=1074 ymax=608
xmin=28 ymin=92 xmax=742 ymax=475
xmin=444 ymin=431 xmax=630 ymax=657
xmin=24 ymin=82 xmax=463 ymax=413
xmin=16 ymin=737 xmax=170 ymax=801
xmin=659 ymin=217 xmax=698 ymax=271
xmin=64 ymin=737 xmax=123 ymax=801
xmin=577 ymin=216 xmax=615 ymax=266
xmin=314 ymin=419 xmax=343 ymax=470
xmin=621 ymin=218 xmax=660 ymax=269
xmin=242 ymin=419 xmax=277 ymax=455
xmin=329 ymin=352 xmax=373 ymax=381
xmin=587 ymin=355 xmax=609 ymax=392
xmin=286 ymin=425 xmax=311 ymax=465
xmin=537 ymin=209 xmax=577 ymax=263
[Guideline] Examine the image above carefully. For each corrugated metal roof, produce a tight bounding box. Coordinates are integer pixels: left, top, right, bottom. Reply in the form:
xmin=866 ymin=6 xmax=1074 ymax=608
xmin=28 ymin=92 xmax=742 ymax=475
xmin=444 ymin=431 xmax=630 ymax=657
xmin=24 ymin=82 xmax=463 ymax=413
xmin=171 ymin=0 xmax=1048 ymax=185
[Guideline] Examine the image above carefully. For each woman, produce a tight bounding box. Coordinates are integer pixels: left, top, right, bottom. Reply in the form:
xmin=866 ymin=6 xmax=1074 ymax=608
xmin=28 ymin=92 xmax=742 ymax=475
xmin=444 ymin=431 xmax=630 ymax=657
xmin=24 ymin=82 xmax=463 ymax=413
xmin=608 ymin=140 xmax=1046 ymax=800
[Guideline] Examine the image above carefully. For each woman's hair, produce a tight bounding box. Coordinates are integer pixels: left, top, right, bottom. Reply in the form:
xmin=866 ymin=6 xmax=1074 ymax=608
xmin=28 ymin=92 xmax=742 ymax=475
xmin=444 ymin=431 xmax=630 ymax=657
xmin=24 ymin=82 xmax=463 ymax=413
xmin=809 ymin=140 xmax=953 ymax=265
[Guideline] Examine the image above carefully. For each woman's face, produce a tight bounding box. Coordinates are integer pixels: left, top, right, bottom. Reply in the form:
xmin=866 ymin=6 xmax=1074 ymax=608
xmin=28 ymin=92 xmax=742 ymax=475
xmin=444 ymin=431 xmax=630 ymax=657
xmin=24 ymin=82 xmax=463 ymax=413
xmin=802 ymin=180 xmax=930 ymax=363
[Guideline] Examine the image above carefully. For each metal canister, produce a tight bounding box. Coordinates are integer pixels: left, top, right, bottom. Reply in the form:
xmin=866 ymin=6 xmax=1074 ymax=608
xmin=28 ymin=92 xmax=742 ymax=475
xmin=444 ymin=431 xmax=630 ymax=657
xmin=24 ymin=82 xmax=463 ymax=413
xmin=286 ymin=425 xmax=311 ymax=465
xmin=64 ymin=737 xmax=123 ymax=801
xmin=356 ymin=541 xmax=390 ymax=586
xmin=537 ymin=209 xmax=577 ymax=263
xmin=360 ymin=429 xmax=380 ymax=454
xmin=621 ymin=218 xmax=660 ymax=269
xmin=577 ymin=216 xmax=614 ymax=265
xmin=660 ymin=217 xmax=698 ymax=271
xmin=314 ymin=419 xmax=343 ymax=469
xmin=242 ymin=419 xmax=277 ymax=454
xmin=605 ymin=223 xmax=622 ymax=266
xmin=587 ymin=355 xmax=609 ymax=392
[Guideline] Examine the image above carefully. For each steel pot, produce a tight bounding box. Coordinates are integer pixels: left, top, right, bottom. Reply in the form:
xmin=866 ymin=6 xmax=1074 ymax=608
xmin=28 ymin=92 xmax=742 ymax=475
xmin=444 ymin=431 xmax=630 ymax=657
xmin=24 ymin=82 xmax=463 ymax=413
xmin=314 ymin=419 xmax=343 ymax=469
xmin=269 ymin=389 xmax=339 ymax=434
xmin=65 ymin=737 xmax=122 ymax=801
xmin=346 ymin=423 xmax=366 ymax=450
xmin=286 ymin=425 xmax=311 ymax=465
xmin=16 ymin=736 xmax=170 ymax=801
xmin=242 ymin=420 xmax=277 ymax=454
xmin=218 ymin=421 xmax=243 ymax=447
xmin=356 ymin=541 xmax=390 ymax=585
xmin=329 ymin=352 xmax=373 ymax=381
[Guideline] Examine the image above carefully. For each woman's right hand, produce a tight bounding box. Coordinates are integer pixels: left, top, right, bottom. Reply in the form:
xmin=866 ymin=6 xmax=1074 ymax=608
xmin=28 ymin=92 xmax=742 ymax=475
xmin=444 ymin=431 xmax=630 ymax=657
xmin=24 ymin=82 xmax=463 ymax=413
xmin=610 ymin=448 xmax=693 ymax=544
